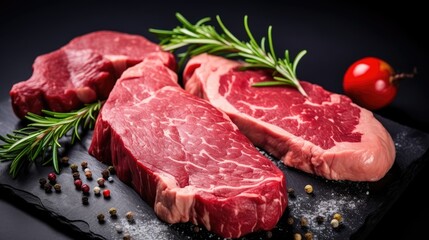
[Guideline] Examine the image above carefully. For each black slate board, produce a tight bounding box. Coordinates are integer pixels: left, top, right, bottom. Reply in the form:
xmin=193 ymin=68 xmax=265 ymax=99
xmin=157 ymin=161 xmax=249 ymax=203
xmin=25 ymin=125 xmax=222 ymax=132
xmin=1 ymin=99 xmax=429 ymax=240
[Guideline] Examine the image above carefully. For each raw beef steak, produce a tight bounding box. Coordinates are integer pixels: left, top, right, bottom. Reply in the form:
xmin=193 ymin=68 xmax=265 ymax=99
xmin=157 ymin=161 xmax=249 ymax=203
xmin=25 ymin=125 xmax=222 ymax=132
xmin=88 ymin=57 xmax=287 ymax=238
xmin=183 ymin=53 xmax=396 ymax=182
xmin=10 ymin=31 xmax=175 ymax=119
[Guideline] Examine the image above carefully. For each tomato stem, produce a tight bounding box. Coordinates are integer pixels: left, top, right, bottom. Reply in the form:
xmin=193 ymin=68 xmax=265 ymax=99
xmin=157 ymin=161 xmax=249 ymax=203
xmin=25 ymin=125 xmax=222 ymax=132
xmin=390 ymin=67 xmax=417 ymax=85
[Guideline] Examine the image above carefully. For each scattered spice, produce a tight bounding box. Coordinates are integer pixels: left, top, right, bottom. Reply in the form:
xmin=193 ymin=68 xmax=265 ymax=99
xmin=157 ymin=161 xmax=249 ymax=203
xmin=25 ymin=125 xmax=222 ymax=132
xmin=315 ymin=215 xmax=324 ymax=224
xmin=304 ymin=232 xmax=313 ymax=240
xmin=81 ymin=184 xmax=90 ymax=194
xmin=294 ymin=233 xmax=302 ymax=240
xmin=93 ymin=186 xmax=101 ymax=195
xmin=39 ymin=178 xmax=47 ymax=188
xmin=74 ymin=179 xmax=83 ymax=190
xmin=81 ymin=161 xmax=88 ymax=170
xmin=97 ymin=213 xmax=105 ymax=223
xmin=330 ymin=219 xmax=340 ymax=228
xmin=72 ymin=172 xmax=80 ymax=180
xmin=103 ymin=189 xmax=111 ymax=198
xmin=60 ymin=156 xmax=69 ymax=165
xmin=304 ymin=184 xmax=313 ymax=194
xmin=287 ymin=217 xmax=295 ymax=225
xmin=70 ymin=164 xmax=79 ymax=172
xmin=44 ymin=183 xmax=52 ymax=193
xmin=109 ymin=207 xmax=118 ymax=217
xmin=47 ymin=172 xmax=57 ymax=183
xmin=84 ymin=170 xmax=93 ymax=180
xmin=333 ymin=213 xmax=343 ymax=223
xmin=300 ymin=217 xmax=309 ymax=228
xmin=107 ymin=176 xmax=114 ymax=182
xmin=97 ymin=177 xmax=105 ymax=187
xmin=192 ymin=225 xmax=200 ymax=233
xmin=125 ymin=211 xmax=134 ymax=222
xmin=101 ymin=169 xmax=110 ymax=179
xmin=82 ymin=196 xmax=89 ymax=205
xmin=115 ymin=224 xmax=123 ymax=233
xmin=53 ymin=183 xmax=62 ymax=193
xmin=107 ymin=165 xmax=116 ymax=174
xmin=287 ymin=187 xmax=296 ymax=198
xmin=123 ymin=232 xmax=131 ymax=240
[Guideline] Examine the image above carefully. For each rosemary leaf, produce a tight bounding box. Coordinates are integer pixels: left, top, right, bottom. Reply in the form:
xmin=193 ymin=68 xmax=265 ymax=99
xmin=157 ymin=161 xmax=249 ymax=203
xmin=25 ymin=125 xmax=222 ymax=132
xmin=0 ymin=101 xmax=103 ymax=177
xmin=149 ymin=12 xmax=308 ymax=96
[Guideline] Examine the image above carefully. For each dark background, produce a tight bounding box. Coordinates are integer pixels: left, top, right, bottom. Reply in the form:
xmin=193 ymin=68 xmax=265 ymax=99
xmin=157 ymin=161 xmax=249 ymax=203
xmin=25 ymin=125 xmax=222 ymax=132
xmin=1 ymin=1 xmax=428 ymax=239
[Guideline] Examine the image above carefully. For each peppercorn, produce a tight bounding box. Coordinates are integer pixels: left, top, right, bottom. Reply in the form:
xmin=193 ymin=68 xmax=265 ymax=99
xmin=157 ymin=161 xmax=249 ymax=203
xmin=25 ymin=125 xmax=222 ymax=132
xmin=115 ymin=224 xmax=123 ymax=233
xmin=304 ymin=232 xmax=313 ymax=240
xmin=287 ymin=217 xmax=295 ymax=225
xmin=123 ymin=232 xmax=131 ymax=240
xmin=97 ymin=213 xmax=105 ymax=223
xmin=304 ymin=184 xmax=313 ymax=194
xmin=72 ymin=172 xmax=80 ymax=180
xmin=93 ymin=186 xmax=101 ymax=195
xmin=101 ymin=169 xmax=110 ymax=179
xmin=103 ymin=189 xmax=111 ymax=198
xmin=333 ymin=213 xmax=343 ymax=223
xmin=81 ymin=161 xmax=88 ymax=170
xmin=109 ymin=207 xmax=118 ymax=217
xmin=74 ymin=179 xmax=83 ymax=190
xmin=70 ymin=164 xmax=79 ymax=172
xmin=107 ymin=176 xmax=114 ymax=182
xmin=287 ymin=187 xmax=296 ymax=198
xmin=81 ymin=184 xmax=90 ymax=194
xmin=60 ymin=156 xmax=69 ymax=165
xmin=82 ymin=196 xmax=89 ymax=205
xmin=125 ymin=211 xmax=134 ymax=222
xmin=53 ymin=183 xmax=61 ymax=193
xmin=109 ymin=208 xmax=118 ymax=217
xmin=315 ymin=216 xmax=324 ymax=224
xmin=97 ymin=177 xmax=105 ymax=187
xmin=294 ymin=233 xmax=302 ymax=240
xmin=192 ymin=225 xmax=200 ymax=233
xmin=107 ymin=165 xmax=116 ymax=174
xmin=331 ymin=219 xmax=340 ymax=228
xmin=39 ymin=178 xmax=47 ymax=188
xmin=44 ymin=183 xmax=52 ymax=193
xmin=84 ymin=170 xmax=93 ymax=180
xmin=300 ymin=217 xmax=309 ymax=228
xmin=47 ymin=172 xmax=56 ymax=183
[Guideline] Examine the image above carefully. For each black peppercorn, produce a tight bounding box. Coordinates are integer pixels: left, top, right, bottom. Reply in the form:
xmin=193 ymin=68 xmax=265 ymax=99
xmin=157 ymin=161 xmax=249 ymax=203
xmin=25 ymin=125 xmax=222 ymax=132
xmin=60 ymin=156 xmax=69 ymax=165
xmin=44 ymin=183 xmax=52 ymax=193
xmin=82 ymin=196 xmax=89 ymax=205
xmin=97 ymin=213 xmax=105 ymax=223
xmin=287 ymin=187 xmax=296 ymax=198
xmin=101 ymin=169 xmax=110 ymax=179
xmin=39 ymin=178 xmax=47 ymax=188
xmin=72 ymin=172 xmax=80 ymax=180
xmin=315 ymin=215 xmax=324 ymax=224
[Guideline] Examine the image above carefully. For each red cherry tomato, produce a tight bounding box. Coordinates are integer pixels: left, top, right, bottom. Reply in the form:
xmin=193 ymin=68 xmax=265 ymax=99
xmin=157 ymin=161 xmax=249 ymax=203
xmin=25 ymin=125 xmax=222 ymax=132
xmin=343 ymin=57 xmax=397 ymax=110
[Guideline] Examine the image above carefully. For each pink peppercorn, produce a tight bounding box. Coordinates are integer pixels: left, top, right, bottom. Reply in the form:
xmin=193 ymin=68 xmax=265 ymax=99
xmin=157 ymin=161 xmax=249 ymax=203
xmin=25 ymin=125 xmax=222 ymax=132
xmin=74 ymin=179 xmax=83 ymax=190
xmin=81 ymin=184 xmax=90 ymax=194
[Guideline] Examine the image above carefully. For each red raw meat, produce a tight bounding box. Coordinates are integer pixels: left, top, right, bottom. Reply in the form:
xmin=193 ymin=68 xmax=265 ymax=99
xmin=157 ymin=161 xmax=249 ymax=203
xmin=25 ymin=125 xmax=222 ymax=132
xmin=183 ymin=53 xmax=396 ymax=181
xmin=88 ymin=56 xmax=287 ymax=238
xmin=10 ymin=30 xmax=175 ymax=118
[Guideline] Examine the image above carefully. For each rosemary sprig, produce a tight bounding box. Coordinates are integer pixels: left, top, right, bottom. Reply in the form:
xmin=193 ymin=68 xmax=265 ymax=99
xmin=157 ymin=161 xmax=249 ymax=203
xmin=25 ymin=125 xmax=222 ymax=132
xmin=0 ymin=101 xmax=103 ymax=177
xmin=150 ymin=13 xmax=308 ymax=96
